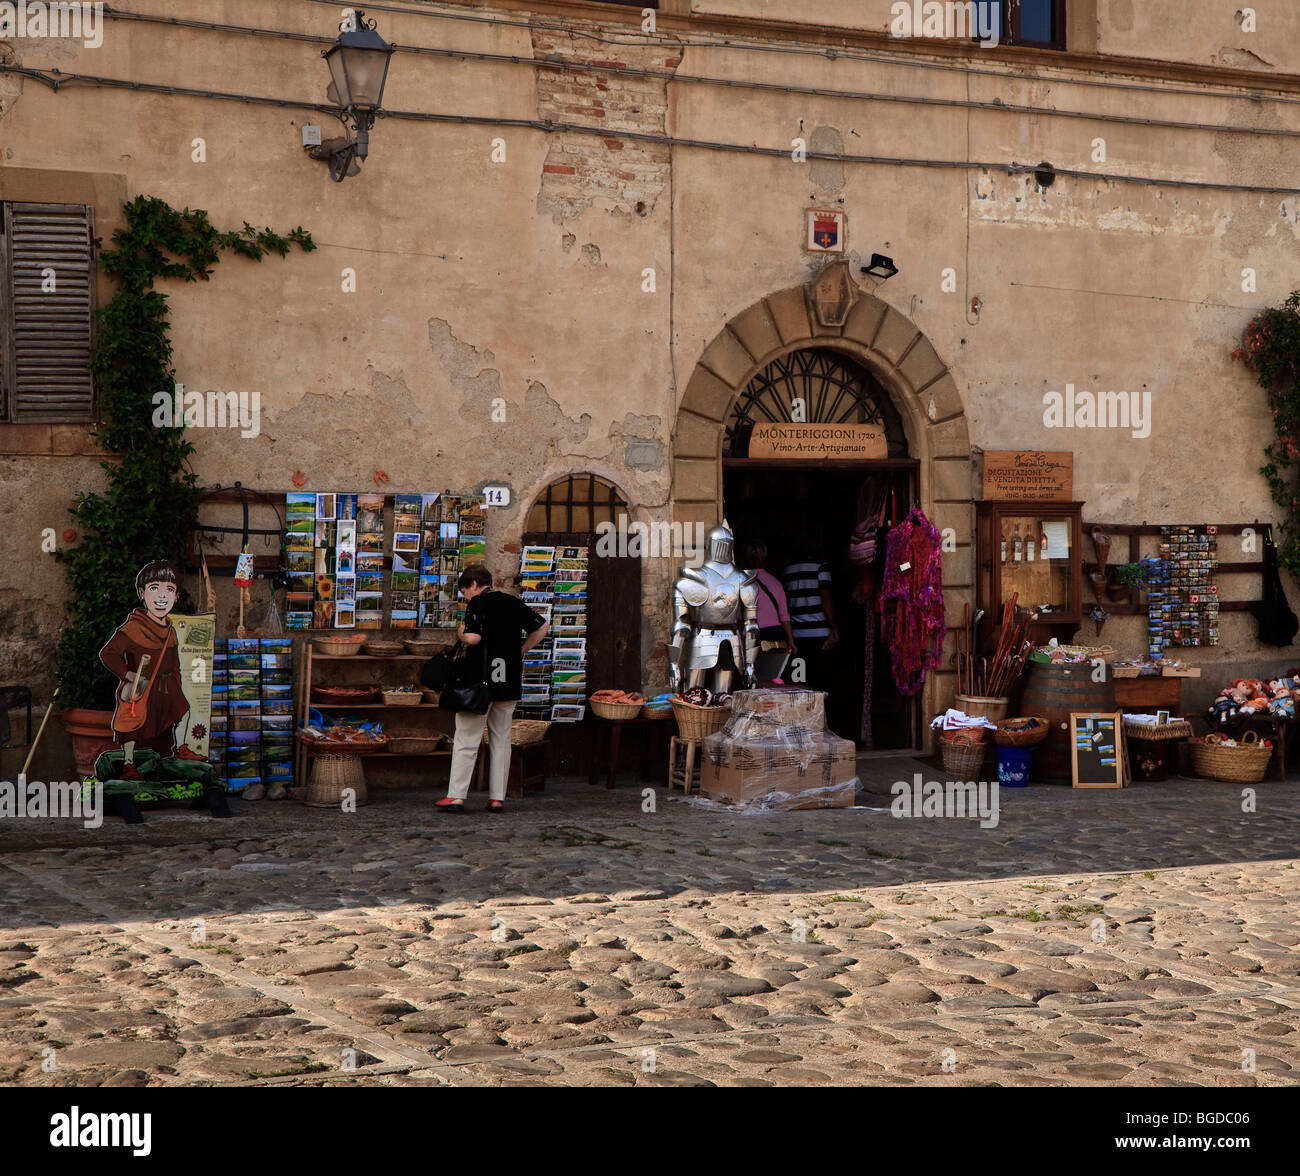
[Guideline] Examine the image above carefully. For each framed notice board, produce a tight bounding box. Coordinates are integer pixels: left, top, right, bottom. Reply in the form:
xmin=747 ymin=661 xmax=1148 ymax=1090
xmin=1070 ymin=711 xmax=1128 ymax=789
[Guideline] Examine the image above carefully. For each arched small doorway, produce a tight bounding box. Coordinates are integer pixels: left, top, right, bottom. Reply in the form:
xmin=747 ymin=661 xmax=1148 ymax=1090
xmin=722 ymin=348 xmax=920 ymax=748
xmin=522 ymin=473 xmax=642 ymax=773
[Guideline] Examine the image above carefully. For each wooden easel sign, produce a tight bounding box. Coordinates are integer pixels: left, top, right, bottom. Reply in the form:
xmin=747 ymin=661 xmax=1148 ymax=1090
xmin=1070 ymin=711 xmax=1128 ymax=789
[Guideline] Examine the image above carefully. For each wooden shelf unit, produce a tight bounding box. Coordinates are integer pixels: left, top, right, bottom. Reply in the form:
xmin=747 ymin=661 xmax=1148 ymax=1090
xmin=294 ymin=642 xmax=457 ymax=785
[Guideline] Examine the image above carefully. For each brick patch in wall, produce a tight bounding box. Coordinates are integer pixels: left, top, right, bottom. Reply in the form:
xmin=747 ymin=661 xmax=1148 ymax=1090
xmin=532 ymin=19 xmax=682 ymax=224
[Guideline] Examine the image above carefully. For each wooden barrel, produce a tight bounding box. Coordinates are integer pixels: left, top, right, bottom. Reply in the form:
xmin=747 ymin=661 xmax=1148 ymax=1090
xmin=1018 ymin=660 xmax=1115 ymax=783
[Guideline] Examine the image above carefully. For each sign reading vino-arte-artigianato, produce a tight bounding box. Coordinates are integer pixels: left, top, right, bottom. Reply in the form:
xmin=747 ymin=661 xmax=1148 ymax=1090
xmin=981 ymin=451 xmax=1074 ymax=501
xmin=748 ymin=423 xmax=888 ymax=460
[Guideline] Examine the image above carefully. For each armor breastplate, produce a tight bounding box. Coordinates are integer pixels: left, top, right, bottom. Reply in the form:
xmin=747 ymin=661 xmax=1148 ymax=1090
xmin=678 ymin=564 xmax=752 ymax=627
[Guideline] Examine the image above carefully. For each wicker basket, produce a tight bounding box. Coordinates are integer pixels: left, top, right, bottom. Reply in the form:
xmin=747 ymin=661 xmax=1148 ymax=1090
xmin=420 ymin=688 xmax=440 ymax=704
xmin=941 ymin=736 xmax=989 ymax=778
xmin=991 ymin=716 xmax=1051 ymax=747
xmin=1123 ymin=718 xmax=1193 ymax=742
xmin=1188 ymin=730 xmax=1272 ymax=784
xmin=480 ymin=719 xmax=552 ymax=746
xmin=311 ymin=634 xmax=368 ymax=657
xmin=364 ymin=639 xmax=405 ymax=657
xmin=387 ymin=734 xmax=446 ymax=755
xmin=671 ymin=697 xmax=732 ymax=740
xmin=300 ymin=733 xmax=389 ymax=757
xmin=403 ymin=637 xmax=448 ymax=655
xmin=312 ymin=684 xmax=381 ymax=705
xmin=955 ymin=694 xmax=1010 ymax=723
xmin=592 ymin=699 xmax=644 ymax=721
xmin=381 ymin=689 xmax=422 ymax=706
xmin=304 ymin=753 xmax=369 ymax=807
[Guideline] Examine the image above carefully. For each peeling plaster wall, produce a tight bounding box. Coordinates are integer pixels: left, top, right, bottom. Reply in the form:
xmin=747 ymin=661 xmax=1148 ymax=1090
xmin=1 ymin=0 xmax=1299 ymax=705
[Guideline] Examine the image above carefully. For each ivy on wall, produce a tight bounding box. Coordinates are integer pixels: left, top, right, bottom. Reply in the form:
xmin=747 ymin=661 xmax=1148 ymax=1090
xmin=1236 ymin=290 xmax=1300 ymax=576
xmin=55 ymin=196 xmax=314 ymax=709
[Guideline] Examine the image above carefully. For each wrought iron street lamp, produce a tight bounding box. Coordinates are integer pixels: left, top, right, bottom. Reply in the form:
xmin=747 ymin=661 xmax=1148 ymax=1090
xmin=308 ymin=10 xmax=395 ymax=182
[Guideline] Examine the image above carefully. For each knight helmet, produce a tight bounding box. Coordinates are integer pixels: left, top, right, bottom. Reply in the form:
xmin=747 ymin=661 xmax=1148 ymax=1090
xmin=707 ymin=520 xmax=735 ymax=566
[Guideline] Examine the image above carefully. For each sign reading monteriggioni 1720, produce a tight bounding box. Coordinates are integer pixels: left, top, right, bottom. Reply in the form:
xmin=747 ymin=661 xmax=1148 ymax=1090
xmin=748 ymin=423 xmax=888 ymax=460
xmin=982 ymin=451 xmax=1074 ymax=501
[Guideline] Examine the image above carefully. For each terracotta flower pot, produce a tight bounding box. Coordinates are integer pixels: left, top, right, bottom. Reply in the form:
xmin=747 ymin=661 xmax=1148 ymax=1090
xmin=61 ymin=707 xmax=116 ymax=778
xmin=1105 ymin=583 xmax=1132 ymax=603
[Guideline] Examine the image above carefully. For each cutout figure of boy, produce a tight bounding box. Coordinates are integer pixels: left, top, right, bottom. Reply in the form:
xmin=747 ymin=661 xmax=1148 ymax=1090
xmin=99 ymin=559 xmax=205 ymax=777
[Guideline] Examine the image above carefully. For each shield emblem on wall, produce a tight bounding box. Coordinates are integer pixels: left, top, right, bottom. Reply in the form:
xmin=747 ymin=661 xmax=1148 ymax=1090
xmin=807 ymin=209 xmax=846 ymax=254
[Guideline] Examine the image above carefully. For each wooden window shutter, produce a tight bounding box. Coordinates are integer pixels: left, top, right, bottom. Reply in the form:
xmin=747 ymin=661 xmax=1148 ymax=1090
xmin=2 ymin=202 xmax=96 ymax=422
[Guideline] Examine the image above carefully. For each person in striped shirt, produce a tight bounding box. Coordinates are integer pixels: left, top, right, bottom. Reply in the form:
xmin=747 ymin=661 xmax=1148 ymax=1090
xmin=781 ymin=556 xmax=839 ymax=691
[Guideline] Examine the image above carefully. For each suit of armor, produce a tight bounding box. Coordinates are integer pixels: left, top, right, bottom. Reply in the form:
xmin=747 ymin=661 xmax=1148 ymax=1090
xmin=669 ymin=522 xmax=759 ymax=694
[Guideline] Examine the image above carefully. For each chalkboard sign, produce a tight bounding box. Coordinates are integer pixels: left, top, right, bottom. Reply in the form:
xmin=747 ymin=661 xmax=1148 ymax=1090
xmin=1070 ymin=711 xmax=1128 ymax=789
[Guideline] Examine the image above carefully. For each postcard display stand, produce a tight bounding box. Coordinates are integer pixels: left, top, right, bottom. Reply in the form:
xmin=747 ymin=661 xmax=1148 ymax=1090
xmin=209 ymin=637 xmax=294 ymax=792
xmin=518 ymin=545 xmax=589 ymax=723
xmin=283 ymin=491 xmax=485 ymax=630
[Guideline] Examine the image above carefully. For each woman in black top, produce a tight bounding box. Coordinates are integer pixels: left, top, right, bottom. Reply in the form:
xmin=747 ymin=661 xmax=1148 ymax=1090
xmin=437 ymin=563 xmax=549 ymax=812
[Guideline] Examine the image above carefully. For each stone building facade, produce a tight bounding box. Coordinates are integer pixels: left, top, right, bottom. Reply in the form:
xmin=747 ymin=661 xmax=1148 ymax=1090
xmin=3 ymin=0 xmax=1300 ymax=745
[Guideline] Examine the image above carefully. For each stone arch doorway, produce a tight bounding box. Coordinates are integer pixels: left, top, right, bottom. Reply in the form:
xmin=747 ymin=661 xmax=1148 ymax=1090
xmin=671 ymin=264 xmax=975 ymax=740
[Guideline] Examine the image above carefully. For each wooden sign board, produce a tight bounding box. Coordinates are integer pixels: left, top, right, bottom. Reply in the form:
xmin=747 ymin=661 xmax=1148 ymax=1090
xmin=748 ymin=423 xmax=887 ymax=461
xmin=1070 ymin=711 xmax=1128 ymax=789
xmin=983 ymin=451 xmax=1074 ymax=501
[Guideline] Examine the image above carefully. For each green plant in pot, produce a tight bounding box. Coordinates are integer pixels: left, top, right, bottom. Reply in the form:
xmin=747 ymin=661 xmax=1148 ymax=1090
xmin=54 ymin=197 xmax=313 ymax=775
xmin=1106 ymin=562 xmax=1145 ymax=600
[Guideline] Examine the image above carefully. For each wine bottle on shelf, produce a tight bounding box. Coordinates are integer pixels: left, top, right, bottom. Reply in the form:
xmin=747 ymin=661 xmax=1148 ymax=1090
xmin=1026 ymin=522 xmax=1036 ymax=562
xmin=1000 ymin=531 xmax=1008 ymax=564
xmin=1040 ymin=529 xmax=1048 ymax=560
xmin=1012 ymin=524 xmax=1023 ymax=562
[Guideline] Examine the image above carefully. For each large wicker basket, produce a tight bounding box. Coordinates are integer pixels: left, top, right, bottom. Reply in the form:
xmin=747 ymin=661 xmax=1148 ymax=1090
xmin=671 ymin=697 xmax=731 ymax=740
xmin=387 ymin=734 xmax=446 ymax=755
xmin=941 ymin=734 xmax=989 ymax=778
xmin=304 ymin=753 xmax=369 ymax=807
xmin=1188 ymin=730 xmax=1272 ymax=784
xmin=480 ymin=720 xmax=552 ymax=746
xmin=364 ymin=639 xmax=405 ymax=657
xmin=592 ymin=699 xmax=644 ymax=721
xmin=311 ymin=634 xmax=368 ymax=657
xmin=991 ymin=716 xmax=1051 ymax=747
xmin=300 ymin=733 xmax=389 ymax=757
xmin=313 ymin=684 xmax=381 ymax=705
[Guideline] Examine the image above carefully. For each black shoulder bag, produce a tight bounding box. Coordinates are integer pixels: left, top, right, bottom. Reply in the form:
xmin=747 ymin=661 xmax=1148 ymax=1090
xmin=419 ymin=642 xmax=458 ymax=691
xmin=437 ymin=641 xmax=491 ymax=714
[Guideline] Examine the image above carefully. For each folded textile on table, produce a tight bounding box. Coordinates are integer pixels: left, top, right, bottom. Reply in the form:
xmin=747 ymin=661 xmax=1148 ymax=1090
xmin=930 ymin=708 xmax=997 ymax=731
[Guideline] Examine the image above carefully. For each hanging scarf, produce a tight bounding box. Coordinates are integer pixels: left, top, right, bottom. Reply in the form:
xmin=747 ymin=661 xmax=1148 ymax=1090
xmin=880 ymin=507 xmax=946 ymax=696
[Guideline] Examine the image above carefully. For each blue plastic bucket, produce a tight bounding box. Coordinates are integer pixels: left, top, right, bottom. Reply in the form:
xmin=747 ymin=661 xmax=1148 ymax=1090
xmin=997 ymin=745 xmax=1033 ymax=787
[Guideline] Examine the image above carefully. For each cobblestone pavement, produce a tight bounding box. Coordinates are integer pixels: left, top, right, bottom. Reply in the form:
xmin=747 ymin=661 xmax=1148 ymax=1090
xmin=2 ymin=757 xmax=1298 ymax=1087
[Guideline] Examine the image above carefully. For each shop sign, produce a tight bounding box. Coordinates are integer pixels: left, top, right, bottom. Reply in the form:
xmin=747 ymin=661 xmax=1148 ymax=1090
xmin=748 ymin=422 xmax=887 ymax=460
xmin=982 ymin=451 xmax=1073 ymax=501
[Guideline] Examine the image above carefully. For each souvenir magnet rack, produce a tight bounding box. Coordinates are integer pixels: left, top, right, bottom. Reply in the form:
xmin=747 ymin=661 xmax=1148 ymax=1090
xmin=1082 ymin=522 xmax=1270 ymax=615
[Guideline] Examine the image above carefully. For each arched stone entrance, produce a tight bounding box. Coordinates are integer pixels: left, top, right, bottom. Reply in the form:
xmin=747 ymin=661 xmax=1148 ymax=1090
xmin=671 ymin=264 xmax=975 ymax=741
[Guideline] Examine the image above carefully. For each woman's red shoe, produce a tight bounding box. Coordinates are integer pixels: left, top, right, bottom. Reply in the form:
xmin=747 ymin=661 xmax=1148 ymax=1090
xmin=435 ymin=797 xmax=465 ymax=813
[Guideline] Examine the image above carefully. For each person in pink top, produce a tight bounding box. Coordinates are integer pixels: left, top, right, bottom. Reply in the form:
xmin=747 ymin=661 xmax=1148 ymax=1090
xmin=741 ymin=541 xmax=797 ymax=654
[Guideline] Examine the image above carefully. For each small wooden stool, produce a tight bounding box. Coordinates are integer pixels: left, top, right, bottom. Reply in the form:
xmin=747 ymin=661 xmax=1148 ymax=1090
xmin=475 ymin=739 xmax=549 ymax=798
xmin=668 ymin=736 xmax=705 ymax=794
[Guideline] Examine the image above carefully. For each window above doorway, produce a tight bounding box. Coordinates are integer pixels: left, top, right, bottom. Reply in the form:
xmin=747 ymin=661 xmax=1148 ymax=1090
xmin=724 ymin=349 xmax=910 ymax=460
xmin=526 ymin=474 xmax=629 ymax=533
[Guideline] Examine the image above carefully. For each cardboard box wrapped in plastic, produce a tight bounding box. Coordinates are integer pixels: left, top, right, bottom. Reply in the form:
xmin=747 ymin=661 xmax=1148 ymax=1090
xmin=702 ymin=689 xmax=857 ymax=810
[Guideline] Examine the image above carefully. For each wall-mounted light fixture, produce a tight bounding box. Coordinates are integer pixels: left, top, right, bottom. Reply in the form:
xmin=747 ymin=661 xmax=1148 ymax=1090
xmin=305 ymin=10 xmax=395 ymax=182
xmin=861 ymin=253 xmax=899 ymax=281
